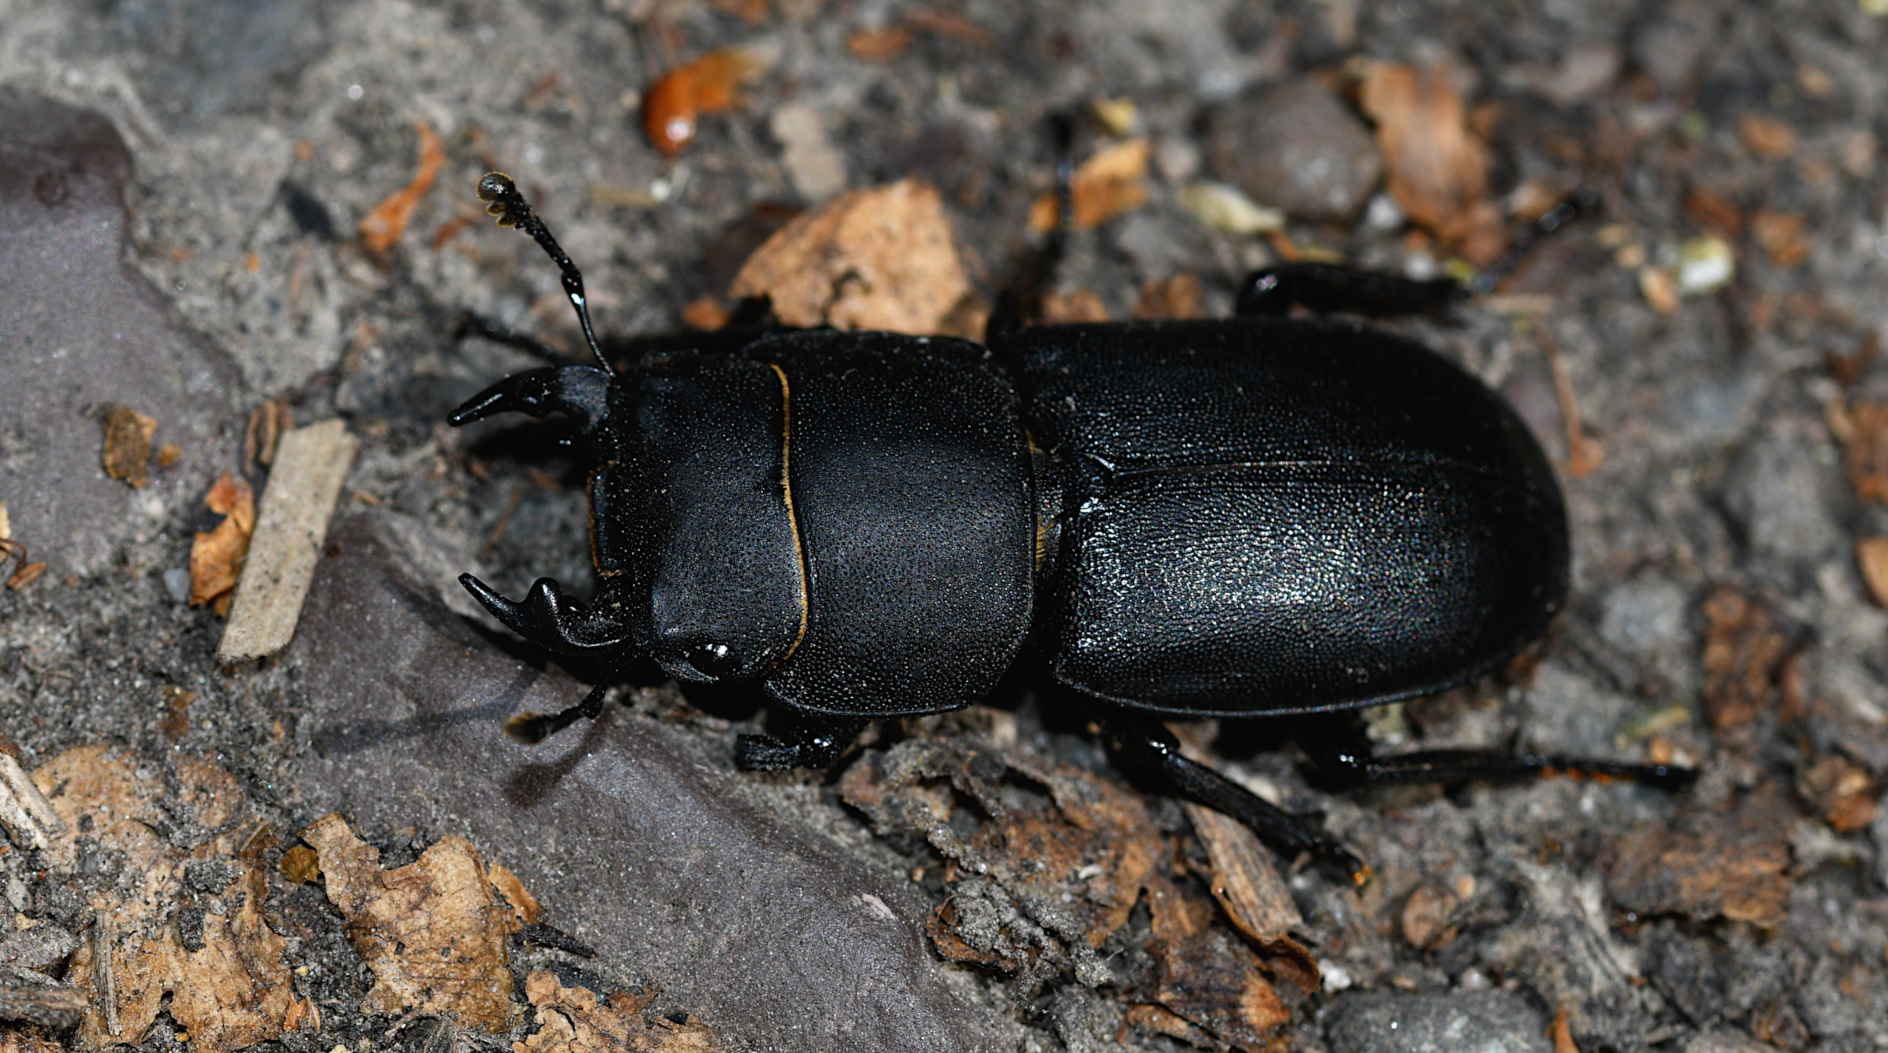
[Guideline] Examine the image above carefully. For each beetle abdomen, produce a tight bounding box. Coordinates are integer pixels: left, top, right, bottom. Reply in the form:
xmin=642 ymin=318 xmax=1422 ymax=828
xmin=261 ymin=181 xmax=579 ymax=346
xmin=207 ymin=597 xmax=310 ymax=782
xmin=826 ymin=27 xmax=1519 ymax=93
xmin=1014 ymin=318 xmax=1568 ymax=715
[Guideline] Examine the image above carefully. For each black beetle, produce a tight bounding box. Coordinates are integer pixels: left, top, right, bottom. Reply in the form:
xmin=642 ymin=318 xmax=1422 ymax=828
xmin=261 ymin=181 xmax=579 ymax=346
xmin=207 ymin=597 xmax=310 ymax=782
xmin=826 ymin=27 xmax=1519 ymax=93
xmin=450 ymin=172 xmax=1688 ymax=882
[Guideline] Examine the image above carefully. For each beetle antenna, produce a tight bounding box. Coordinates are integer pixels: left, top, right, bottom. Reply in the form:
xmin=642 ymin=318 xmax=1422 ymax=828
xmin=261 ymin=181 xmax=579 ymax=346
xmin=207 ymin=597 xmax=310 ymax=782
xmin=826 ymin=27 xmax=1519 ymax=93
xmin=477 ymin=172 xmax=609 ymax=369
xmin=986 ymin=112 xmax=1077 ymax=345
xmin=1464 ymin=186 xmax=1598 ymax=297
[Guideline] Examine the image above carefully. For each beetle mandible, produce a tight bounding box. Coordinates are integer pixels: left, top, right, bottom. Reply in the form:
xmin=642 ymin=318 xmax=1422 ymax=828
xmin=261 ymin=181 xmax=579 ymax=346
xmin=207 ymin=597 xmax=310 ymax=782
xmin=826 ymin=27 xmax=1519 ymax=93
xmin=450 ymin=170 xmax=1689 ymax=883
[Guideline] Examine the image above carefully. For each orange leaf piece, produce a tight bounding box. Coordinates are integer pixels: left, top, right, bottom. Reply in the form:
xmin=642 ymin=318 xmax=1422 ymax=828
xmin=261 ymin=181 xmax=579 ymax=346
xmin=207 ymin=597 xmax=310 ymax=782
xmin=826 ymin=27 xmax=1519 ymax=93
xmin=190 ymin=471 xmax=255 ymax=608
xmin=642 ymin=50 xmax=762 ymax=157
xmin=101 ymin=404 xmax=157 ymax=488
xmin=1029 ymin=138 xmax=1152 ymax=233
xmin=359 ymin=121 xmax=445 ymax=253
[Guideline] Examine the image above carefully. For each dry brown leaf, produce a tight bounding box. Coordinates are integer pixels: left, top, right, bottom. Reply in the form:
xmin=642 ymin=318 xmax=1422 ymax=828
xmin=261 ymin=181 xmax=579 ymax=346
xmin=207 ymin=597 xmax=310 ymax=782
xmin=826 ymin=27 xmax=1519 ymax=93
xmin=37 ymin=747 xmax=296 ymax=1052
xmin=0 ymin=1031 xmax=68 ymax=1053
xmin=1607 ymin=787 xmax=1795 ymax=927
xmin=846 ymin=26 xmax=912 ymax=60
xmin=1751 ymin=210 xmax=1810 ymax=266
xmin=1639 ymin=266 xmax=1679 ymax=315
xmin=1134 ymin=274 xmax=1203 ymax=320
xmin=489 ymin=863 xmax=542 ymax=925
xmin=279 ymin=844 xmax=321 ymax=883
xmin=1799 ymin=754 xmax=1879 ymax=833
xmin=101 ymin=404 xmax=157 ymax=488
xmin=1180 ymin=802 xmax=1318 ymax=993
xmin=302 ymin=813 xmax=518 ymax=1030
xmin=1843 ymin=400 xmax=1888 ymax=503
xmin=359 ymin=121 xmax=445 ymax=253
xmin=1358 ymin=62 xmax=1504 ymax=264
xmin=1399 ymin=884 xmax=1460 ymax=949
xmin=5 ymin=560 xmax=44 ymax=591
xmin=1028 ymin=138 xmax=1152 ymax=233
xmin=1857 ymin=537 xmax=1888 ymax=607
xmin=642 ymin=50 xmax=763 ymax=157
xmin=515 ymin=970 xmax=718 ymax=1052
xmin=729 ymin=179 xmax=971 ymax=333
xmin=189 ymin=471 xmax=256 ymax=608
xmin=1552 ymin=1005 xmax=1580 ymax=1053
xmin=1700 ymin=586 xmax=1795 ymax=732
xmin=1740 ymin=114 xmax=1798 ymax=160
xmin=1150 ymin=929 xmax=1291 ymax=1051
xmin=155 ymin=443 xmax=181 ymax=469
xmin=159 ymin=685 xmax=193 ymax=741
xmin=1681 ymin=189 xmax=1745 ymax=236
xmin=1039 ymin=289 xmax=1110 ymax=324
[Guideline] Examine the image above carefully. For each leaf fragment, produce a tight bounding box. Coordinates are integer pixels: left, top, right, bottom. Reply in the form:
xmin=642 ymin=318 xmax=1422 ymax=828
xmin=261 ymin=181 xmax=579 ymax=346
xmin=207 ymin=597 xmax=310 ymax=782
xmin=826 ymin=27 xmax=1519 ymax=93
xmin=101 ymin=405 xmax=157 ymax=488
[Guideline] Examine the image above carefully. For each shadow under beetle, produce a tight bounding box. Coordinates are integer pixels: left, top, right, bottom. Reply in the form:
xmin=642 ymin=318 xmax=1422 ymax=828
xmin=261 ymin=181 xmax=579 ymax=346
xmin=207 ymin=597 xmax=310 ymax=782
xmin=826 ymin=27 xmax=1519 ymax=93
xmin=450 ymin=171 xmax=1690 ymax=884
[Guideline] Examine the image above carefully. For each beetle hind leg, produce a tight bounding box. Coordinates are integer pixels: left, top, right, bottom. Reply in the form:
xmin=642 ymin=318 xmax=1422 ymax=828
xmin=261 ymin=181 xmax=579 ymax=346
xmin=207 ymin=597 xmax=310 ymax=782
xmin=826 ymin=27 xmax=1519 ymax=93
xmin=1290 ymin=712 xmax=1697 ymax=792
xmin=1105 ymin=718 xmax=1372 ymax=887
xmin=460 ymin=574 xmax=633 ymax=654
xmin=734 ymin=718 xmax=867 ymax=772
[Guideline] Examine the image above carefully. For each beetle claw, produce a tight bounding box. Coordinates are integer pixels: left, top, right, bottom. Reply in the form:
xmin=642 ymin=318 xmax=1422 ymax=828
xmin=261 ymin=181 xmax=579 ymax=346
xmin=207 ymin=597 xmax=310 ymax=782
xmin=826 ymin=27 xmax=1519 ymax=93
xmin=460 ymin=573 xmax=633 ymax=654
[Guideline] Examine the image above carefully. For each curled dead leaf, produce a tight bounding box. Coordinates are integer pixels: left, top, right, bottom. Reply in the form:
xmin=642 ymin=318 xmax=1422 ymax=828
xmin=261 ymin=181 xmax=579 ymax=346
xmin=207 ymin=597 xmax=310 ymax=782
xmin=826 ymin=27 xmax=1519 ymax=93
xmin=189 ymin=471 xmax=256 ymax=609
xmin=359 ymin=121 xmax=445 ymax=253
xmin=517 ymin=970 xmax=719 ymax=1052
xmin=1358 ymin=62 xmax=1504 ymax=264
xmin=1857 ymin=537 xmax=1888 ymax=607
xmin=728 ymin=179 xmax=971 ymax=333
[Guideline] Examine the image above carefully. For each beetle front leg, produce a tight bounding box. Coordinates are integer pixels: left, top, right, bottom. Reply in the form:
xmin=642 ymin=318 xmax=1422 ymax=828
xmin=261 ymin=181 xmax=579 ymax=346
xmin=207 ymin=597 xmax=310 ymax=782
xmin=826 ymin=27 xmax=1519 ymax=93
xmin=1234 ymin=263 xmax=1465 ymax=319
xmin=505 ymin=682 xmax=612 ymax=744
xmin=734 ymin=718 xmax=867 ymax=772
xmin=1104 ymin=718 xmax=1371 ymax=888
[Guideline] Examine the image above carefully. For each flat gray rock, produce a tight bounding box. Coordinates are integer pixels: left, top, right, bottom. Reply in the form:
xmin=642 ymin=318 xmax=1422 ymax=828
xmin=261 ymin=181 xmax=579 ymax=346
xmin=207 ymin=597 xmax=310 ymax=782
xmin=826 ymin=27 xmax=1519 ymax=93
xmin=285 ymin=509 xmax=1017 ymax=1053
xmin=1324 ymin=989 xmax=1552 ymax=1053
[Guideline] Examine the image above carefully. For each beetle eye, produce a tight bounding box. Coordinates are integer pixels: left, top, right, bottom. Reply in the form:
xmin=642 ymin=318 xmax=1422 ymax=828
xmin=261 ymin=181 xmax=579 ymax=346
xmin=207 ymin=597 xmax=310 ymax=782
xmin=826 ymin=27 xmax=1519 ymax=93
xmin=685 ymin=642 xmax=742 ymax=681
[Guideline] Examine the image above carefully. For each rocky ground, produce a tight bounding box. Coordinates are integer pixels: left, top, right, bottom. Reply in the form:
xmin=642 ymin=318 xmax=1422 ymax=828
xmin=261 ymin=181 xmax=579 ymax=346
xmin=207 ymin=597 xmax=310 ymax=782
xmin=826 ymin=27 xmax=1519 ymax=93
xmin=2 ymin=0 xmax=1887 ymax=1051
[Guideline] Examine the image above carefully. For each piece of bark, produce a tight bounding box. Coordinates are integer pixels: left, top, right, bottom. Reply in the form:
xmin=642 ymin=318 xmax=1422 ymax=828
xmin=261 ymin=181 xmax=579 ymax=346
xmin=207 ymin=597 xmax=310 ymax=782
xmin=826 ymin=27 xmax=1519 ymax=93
xmin=218 ymin=420 xmax=358 ymax=662
xmin=0 ymin=754 xmax=63 ymax=851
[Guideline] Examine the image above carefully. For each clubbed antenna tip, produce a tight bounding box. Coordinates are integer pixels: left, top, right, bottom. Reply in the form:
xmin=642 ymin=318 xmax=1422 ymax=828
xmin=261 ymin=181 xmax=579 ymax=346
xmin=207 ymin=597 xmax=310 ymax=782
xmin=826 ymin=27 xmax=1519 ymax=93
xmin=475 ymin=171 xmax=607 ymax=368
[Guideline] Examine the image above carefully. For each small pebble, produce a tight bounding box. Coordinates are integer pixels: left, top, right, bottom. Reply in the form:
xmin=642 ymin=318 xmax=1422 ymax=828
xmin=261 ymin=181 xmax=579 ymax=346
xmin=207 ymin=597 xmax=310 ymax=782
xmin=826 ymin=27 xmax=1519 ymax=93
xmin=1324 ymin=990 xmax=1551 ymax=1053
xmin=1210 ymin=81 xmax=1381 ymax=222
xmin=163 ymin=567 xmax=192 ymax=603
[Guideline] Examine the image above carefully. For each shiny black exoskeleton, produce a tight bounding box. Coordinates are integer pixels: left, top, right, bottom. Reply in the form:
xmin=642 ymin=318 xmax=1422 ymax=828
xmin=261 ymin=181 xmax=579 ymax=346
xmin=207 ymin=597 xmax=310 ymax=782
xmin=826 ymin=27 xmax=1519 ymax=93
xmin=451 ymin=172 xmax=1688 ymax=882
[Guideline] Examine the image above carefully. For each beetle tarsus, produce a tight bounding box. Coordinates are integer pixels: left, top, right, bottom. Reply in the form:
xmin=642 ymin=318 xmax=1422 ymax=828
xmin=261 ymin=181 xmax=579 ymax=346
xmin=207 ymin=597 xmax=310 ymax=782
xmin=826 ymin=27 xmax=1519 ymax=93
xmin=734 ymin=719 xmax=866 ymax=771
xmin=1291 ymin=713 xmax=1698 ymax=792
xmin=1104 ymin=718 xmax=1371 ymax=887
xmin=476 ymin=171 xmax=609 ymax=368
xmin=505 ymin=682 xmax=612 ymax=745
xmin=460 ymin=574 xmax=634 ymax=654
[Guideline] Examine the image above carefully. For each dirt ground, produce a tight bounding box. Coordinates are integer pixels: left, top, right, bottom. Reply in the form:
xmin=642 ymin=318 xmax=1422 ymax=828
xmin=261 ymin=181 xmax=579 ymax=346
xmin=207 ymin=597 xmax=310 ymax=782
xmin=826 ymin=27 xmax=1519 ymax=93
xmin=2 ymin=0 xmax=1887 ymax=1051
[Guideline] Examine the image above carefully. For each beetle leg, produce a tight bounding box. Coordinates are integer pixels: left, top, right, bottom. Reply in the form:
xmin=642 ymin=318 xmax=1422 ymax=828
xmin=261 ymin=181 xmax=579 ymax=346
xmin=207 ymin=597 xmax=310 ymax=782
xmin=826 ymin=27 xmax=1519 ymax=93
xmin=734 ymin=718 xmax=866 ymax=772
xmin=1104 ymin=719 xmax=1372 ymax=888
xmin=448 ymin=364 xmax=612 ymax=434
xmin=460 ymin=574 xmax=633 ymax=654
xmin=505 ymin=682 xmax=612 ymax=745
xmin=985 ymin=112 xmax=1076 ymax=349
xmin=1234 ymin=263 xmax=1466 ymax=319
xmin=1290 ymin=712 xmax=1697 ymax=792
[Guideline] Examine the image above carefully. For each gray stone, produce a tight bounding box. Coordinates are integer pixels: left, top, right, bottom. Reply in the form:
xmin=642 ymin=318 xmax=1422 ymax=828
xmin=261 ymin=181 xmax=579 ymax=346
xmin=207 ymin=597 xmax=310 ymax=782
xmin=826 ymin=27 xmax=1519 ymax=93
xmin=1210 ymin=81 xmax=1382 ymax=223
xmin=1678 ymin=1028 xmax=1781 ymax=1053
xmin=0 ymin=87 xmax=240 ymax=578
xmin=1597 ymin=579 xmax=1691 ymax=658
xmin=1720 ymin=430 xmax=1842 ymax=562
xmin=284 ymin=510 xmax=1018 ymax=1053
xmin=1629 ymin=0 xmax=1726 ymax=94
xmin=1323 ymin=989 xmax=1551 ymax=1053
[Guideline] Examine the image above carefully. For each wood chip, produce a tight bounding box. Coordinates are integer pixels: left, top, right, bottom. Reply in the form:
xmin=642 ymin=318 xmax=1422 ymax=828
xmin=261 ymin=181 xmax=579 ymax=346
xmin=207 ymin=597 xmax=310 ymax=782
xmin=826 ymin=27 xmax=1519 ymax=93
xmin=1150 ymin=929 xmax=1291 ymax=1049
xmin=846 ymin=26 xmax=912 ymax=60
xmin=301 ymin=813 xmax=518 ymax=1030
xmin=359 ymin=121 xmax=445 ymax=253
xmin=1639 ymin=265 xmax=1680 ymax=315
xmin=1028 ymin=138 xmax=1152 ymax=233
xmin=1857 ymin=537 xmax=1888 ymax=607
xmin=0 ymin=752 xmax=65 ymax=851
xmin=728 ymin=179 xmax=971 ymax=333
xmin=1607 ymin=787 xmax=1795 ymax=927
xmin=1181 ymin=801 xmax=1320 ymax=993
xmin=488 ymin=862 xmax=542 ymax=925
xmin=101 ymin=405 xmax=156 ymax=488
xmin=1039 ymin=289 xmax=1110 ymax=324
xmin=1751 ymin=210 xmax=1810 ymax=266
xmin=1843 ymin=400 xmax=1888 ymax=503
xmin=1700 ymin=586 xmax=1794 ymax=731
xmin=1134 ymin=274 xmax=1203 ymax=320
xmin=1398 ymin=884 xmax=1460 ymax=949
xmin=1799 ymin=754 xmax=1879 ymax=833
xmin=1358 ymin=61 xmax=1504 ymax=265
xmin=218 ymin=420 xmax=358 ymax=662
xmin=517 ymin=971 xmax=718 ymax=1052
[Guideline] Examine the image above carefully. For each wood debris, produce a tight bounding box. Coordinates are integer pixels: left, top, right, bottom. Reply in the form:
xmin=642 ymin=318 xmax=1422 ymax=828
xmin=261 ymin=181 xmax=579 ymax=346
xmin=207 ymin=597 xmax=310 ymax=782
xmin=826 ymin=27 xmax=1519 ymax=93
xmin=1028 ymin=138 xmax=1152 ymax=233
xmin=1798 ymin=754 xmax=1878 ymax=833
xmin=1739 ymin=114 xmax=1798 ymax=160
xmin=515 ymin=971 xmax=719 ymax=1052
xmin=244 ymin=398 xmax=293 ymax=473
xmin=0 ymin=753 xmax=64 ymax=851
xmin=1398 ymin=884 xmax=1460 ymax=950
xmin=1842 ymin=400 xmax=1888 ymax=503
xmin=101 ymin=404 xmax=157 ymax=488
xmin=359 ymin=120 xmax=445 ymax=253
xmin=1039 ymin=289 xmax=1110 ymax=324
xmin=218 ymin=419 xmax=359 ymax=662
xmin=1699 ymin=586 xmax=1797 ymax=733
xmin=729 ymin=179 xmax=972 ymax=334
xmin=302 ymin=813 xmax=521 ymax=1030
xmin=1357 ymin=62 xmax=1505 ymax=265
xmin=1606 ymin=787 xmax=1795 ymax=927
xmin=1857 ymin=536 xmax=1888 ymax=607
xmin=1750 ymin=210 xmax=1810 ymax=266
xmin=642 ymin=50 xmax=762 ymax=157
xmin=189 ymin=471 xmax=256 ymax=615
xmin=37 ymin=747 xmax=299 ymax=1051
xmin=1134 ymin=274 xmax=1203 ymax=320
xmin=846 ymin=26 xmax=911 ymax=60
